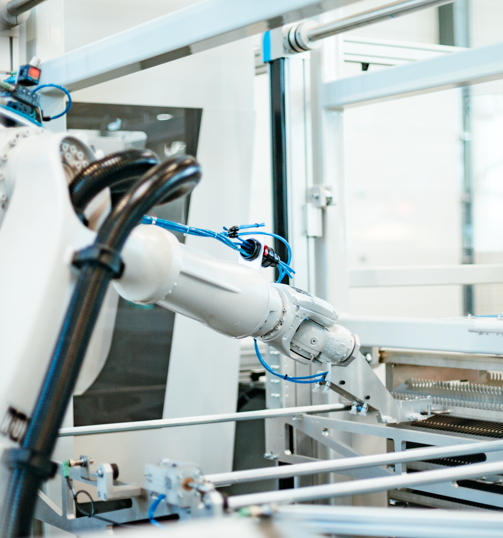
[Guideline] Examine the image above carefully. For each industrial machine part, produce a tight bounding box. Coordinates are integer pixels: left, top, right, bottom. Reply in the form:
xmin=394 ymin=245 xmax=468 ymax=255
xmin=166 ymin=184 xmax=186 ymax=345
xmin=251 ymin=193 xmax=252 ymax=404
xmin=113 ymin=222 xmax=431 ymax=424
xmin=378 ymin=348 xmax=503 ymax=510
xmin=283 ymin=0 xmax=455 ymax=54
xmin=0 ymin=125 xmax=432 ymax=533
xmin=0 ymin=58 xmax=43 ymax=122
xmin=0 ymin=0 xmax=46 ymax=30
xmin=0 ymin=124 xmax=201 ymax=536
xmin=34 ymin=440 xmax=503 ymax=533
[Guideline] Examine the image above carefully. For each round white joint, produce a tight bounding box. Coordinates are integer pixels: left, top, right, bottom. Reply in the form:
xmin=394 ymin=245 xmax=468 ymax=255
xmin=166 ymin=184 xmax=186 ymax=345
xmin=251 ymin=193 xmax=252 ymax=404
xmin=0 ymin=1 xmax=30 ymax=31
xmin=0 ymin=192 xmax=7 ymax=201
xmin=1 ymin=153 xmax=8 ymax=162
xmin=284 ymin=20 xmax=321 ymax=54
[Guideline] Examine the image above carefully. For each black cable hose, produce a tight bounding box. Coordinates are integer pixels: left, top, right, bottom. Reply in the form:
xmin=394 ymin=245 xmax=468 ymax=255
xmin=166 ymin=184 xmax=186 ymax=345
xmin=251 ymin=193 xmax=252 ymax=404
xmin=1 ymin=155 xmax=201 ymax=538
xmin=69 ymin=149 xmax=160 ymax=215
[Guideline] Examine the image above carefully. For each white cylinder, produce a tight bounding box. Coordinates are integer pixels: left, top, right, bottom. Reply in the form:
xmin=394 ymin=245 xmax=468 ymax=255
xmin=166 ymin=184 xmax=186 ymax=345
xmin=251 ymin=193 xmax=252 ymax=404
xmin=114 ymin=224 xmax=182 ymax=304
xmin=114 ymin=225 xmax=283 ymax=338
xmin=158 ymin=244 xmax=282 ymax=338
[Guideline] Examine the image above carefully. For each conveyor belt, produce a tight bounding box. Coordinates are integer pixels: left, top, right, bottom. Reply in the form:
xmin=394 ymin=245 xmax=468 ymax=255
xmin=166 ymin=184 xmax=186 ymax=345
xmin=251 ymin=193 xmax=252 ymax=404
xmin=411 ymin=415 xmax=503 ymax=438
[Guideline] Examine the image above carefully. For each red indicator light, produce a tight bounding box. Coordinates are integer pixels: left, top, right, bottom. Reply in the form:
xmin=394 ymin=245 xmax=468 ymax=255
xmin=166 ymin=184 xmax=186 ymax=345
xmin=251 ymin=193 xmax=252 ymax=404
xmin=28 ymin=67 xmax=41 ymax=80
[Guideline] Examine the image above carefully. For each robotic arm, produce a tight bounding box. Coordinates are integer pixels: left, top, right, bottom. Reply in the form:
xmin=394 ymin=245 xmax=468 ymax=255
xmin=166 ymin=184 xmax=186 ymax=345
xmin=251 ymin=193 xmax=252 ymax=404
xmin=115 ymin=224 xmax=356 ymax=365
xmin=115 ymin=224 xmax=430 ymax=424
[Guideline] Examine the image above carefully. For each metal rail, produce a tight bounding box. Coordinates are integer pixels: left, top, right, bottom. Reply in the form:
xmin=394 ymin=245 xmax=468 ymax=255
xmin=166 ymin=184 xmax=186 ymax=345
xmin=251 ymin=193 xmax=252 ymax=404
xmin=59 ymin=403 xmax=348 ymax=437
xmin=207 ymin=439 xmax=503 ymax=486
xmin=277 ymin=506 xmax=503 ymax=538
xmin=40 ymin=0 xmax=363 ymax=92
xmin=308 ymin=0 xmax=455 ymax=43
xmin=226 ymin=458 xmax=503 ymax=509
xmin=6 ymin=0 xmax=45 ymax=16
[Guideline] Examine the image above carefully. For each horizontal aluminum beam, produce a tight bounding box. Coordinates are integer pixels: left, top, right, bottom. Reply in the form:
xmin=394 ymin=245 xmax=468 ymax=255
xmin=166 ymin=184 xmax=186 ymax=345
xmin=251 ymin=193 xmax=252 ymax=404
xmin=343 ymin=37 xmax=459 ymax=68
xmin=349 ymin=264 xmax=503 ymax=288
xmin=277 ymin=505 xmax=503 ymax=538
xmin=308 ymin=0 xmax=453 ymax=43
xmin=322 ymin=41 xmax=503 ymax=109
xmin=338 ymin=315 xmax=503 ymax=354
xmin=207 ymin=439 xmax=503 ymax=486
xmin=58 ymin=403 xmax=348 ymax=437
xmin=227 ymin=458 xmax=503 ymax=509
xmin=40 ymin=0 xmax=361 ymax=92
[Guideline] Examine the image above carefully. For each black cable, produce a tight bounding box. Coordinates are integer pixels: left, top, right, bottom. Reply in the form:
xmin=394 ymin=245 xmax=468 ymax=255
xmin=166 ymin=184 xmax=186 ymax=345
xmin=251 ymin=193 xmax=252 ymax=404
xmin=69 ymin=149 xmax=160 ymax=217
xmin=74 ymin=489 xmax=134 ymax=528
xmin=1 ymin=154 xmax=202 ymax=538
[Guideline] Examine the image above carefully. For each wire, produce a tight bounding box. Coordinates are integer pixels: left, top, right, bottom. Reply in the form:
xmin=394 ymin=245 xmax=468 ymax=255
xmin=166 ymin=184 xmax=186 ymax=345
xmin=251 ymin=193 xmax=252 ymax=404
xmin=253 ymin=339 xmax=328 ymax=384
xmin=33 ymin=83 xmax=72 ymax=120
xmin=148 ymin=494 xmax=166 ymax=527
xmin=65 ymin=478 xmax=134 ymax=528
xmin=238 ymin=231 xmax=292 ymax=265
xmin=140 ymin=216 xmax=295 ymax=283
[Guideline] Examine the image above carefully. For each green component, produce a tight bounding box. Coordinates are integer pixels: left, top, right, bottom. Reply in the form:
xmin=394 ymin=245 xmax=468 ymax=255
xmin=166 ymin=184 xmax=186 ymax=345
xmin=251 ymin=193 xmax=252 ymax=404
xmin=62 ymin=460 xmax=71 ymax=479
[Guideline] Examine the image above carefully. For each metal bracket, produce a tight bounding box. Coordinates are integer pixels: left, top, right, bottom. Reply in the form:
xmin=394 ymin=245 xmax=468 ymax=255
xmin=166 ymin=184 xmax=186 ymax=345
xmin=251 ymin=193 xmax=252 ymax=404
xmin=330 ymin=353 xmax=432 ymax=423
xmin=96 ymin=463 xmax=142 ymax=502
xmin=308 ymin=185 xmax=334 ymax=208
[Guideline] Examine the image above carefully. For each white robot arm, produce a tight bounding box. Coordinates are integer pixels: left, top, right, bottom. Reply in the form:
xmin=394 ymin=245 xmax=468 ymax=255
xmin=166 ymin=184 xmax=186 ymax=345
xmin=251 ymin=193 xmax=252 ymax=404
xmin=115 ymin=224 xmax=356 ymax=367
xmin=114 ymin=224 xmax=430 ymax=424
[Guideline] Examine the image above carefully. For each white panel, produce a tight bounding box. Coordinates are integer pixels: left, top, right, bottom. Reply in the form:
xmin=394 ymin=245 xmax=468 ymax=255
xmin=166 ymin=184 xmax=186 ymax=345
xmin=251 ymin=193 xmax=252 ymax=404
xmin=322 ymin=42 xmax=503 ymax=109
xmin=343 ymin=37 xmax=460 ymax=67
xmin=339 ymin=315 xmax=503 ymax=355
xmin=349 ymin=264 xmax=503 ymax=287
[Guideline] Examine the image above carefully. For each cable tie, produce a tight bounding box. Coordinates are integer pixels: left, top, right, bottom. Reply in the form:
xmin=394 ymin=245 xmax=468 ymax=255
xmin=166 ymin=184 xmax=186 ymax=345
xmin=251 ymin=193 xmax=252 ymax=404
xmin=72 ymin=244 xmax=125 ymax=279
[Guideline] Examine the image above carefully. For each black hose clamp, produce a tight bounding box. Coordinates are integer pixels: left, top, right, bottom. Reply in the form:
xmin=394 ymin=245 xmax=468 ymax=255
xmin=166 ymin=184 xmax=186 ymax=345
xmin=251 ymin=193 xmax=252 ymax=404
xmin=4 ymin=448 xmax=57 ymax=480
xmin=72 ymin=244 xmax=125 ymax=278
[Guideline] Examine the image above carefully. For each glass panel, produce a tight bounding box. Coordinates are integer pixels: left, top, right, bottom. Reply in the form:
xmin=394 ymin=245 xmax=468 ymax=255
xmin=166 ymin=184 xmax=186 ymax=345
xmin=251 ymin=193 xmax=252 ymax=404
xmin=344 ymin=89 xmax=464 ymax=317
xmin=69 ymin=103 xmax=202 ymax=426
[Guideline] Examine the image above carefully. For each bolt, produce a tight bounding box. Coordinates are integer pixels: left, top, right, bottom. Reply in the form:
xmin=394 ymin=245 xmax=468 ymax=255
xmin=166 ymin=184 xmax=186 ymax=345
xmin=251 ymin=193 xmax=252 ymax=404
xmin=97 ymin=468 xmax=104 ymax=477
xmin=1 ymin=154 xmax=8 ymax=162
xmin=0 ymin=193 xmax=6 ymax=201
